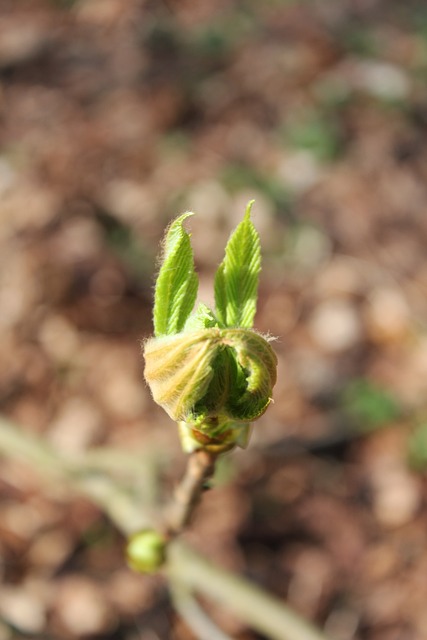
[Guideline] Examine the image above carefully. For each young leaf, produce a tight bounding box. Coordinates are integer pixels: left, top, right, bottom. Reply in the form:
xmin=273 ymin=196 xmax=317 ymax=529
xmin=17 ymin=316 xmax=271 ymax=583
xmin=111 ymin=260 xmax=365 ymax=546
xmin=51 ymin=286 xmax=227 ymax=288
xmin=214 ymin=201 xmax=260 ymax=328
xmin=184 ymin=303 xmax=218 ymax=331
xmin=153 ymin=213 xmax=198 ymax=336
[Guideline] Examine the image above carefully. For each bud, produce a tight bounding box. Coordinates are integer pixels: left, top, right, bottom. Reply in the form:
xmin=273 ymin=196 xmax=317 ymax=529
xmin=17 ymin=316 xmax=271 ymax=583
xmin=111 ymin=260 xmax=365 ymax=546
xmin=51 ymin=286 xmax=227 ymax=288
xmin=144 ymin=205 xmax=278 ymax=453
xmin=143 ymin=328 xmax=277 ymax=452
xmin=126 ymin=529 xmax=167 ymax=574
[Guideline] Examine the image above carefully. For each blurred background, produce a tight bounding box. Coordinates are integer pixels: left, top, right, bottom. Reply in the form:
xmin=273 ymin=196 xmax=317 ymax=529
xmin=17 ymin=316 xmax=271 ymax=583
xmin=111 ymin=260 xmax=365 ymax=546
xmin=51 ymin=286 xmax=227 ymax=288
xmin=2 ymin=0 xmax=427 ymax=638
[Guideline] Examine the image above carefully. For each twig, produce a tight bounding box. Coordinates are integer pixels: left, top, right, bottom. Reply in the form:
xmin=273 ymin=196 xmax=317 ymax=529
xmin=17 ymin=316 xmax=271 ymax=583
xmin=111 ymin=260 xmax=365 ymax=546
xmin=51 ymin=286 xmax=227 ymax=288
xmin=0 ymin=415 xmax=331 ymax=640
xmin=0 ymin=416 xmax=155 ymax=532
xmin=167 ymin=544 xmax=331 ymax=640
xmin=169 ymin=580 xmax=233 ymax=640
xmin=165 ymin=449 xmax=217 ymax=537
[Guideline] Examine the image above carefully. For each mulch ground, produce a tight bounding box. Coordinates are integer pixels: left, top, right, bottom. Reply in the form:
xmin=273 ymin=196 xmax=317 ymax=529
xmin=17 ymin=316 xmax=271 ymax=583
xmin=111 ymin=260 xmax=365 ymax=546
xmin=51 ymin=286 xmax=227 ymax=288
xmin=2 ymin=1 xmax=427 ymax=638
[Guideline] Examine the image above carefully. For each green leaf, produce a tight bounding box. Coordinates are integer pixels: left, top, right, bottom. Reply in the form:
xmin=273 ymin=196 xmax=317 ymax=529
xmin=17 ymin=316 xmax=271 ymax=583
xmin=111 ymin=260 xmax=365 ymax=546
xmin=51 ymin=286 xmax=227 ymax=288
xmin=153 ymin=213 xmax=198 ymax=336
xmin=184 ymin=303 xmax=218 ymax=331
xmin=214 ymin=201 xmax=260 ymax=328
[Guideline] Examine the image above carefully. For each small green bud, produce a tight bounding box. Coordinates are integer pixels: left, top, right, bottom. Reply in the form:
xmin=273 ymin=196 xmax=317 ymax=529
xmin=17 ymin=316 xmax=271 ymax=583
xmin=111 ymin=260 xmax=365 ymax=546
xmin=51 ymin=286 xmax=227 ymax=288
xmin=126 ymin=529 xmax=167 ymax=574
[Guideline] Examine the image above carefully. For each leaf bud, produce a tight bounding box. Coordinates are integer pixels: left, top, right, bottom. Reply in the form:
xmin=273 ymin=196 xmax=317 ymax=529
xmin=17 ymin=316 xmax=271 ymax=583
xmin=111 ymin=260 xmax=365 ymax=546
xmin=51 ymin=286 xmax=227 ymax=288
xmin=126 ymin=529 xmax=167 ymax=574
xmin=143 ymin=328 xmax=277 ymax=451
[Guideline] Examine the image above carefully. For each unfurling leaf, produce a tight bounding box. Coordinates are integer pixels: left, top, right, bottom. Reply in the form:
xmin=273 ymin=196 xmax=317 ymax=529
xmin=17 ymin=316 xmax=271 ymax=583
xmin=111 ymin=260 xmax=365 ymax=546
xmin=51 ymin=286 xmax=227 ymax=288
xmin=144 ymin=330 xmax=219 ymax=422
xmin=214 ymin=200 xmax=260 ymax=329
xmin=144 ymin=328 xmax=277 ymax=427
xmin=153 ymin=213 xmax=198 ymax=337
xmin=184 ymin=303 xmax=218 ymax=331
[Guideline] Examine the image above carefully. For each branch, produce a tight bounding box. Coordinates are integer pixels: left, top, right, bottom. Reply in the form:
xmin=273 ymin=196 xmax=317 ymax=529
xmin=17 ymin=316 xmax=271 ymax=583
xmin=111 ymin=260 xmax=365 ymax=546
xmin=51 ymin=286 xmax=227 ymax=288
xmin=169 ymin=580 xmax=233 ymax=640
xmin=165 ymin=449 xmax=217 ymax=536
xmin=0 ymin=416 xmax=331 ymax=640
xmin=166 ymin=543 xmax=330 ymax=640
xmin=0 ymin=416 xmax=154 ymax=532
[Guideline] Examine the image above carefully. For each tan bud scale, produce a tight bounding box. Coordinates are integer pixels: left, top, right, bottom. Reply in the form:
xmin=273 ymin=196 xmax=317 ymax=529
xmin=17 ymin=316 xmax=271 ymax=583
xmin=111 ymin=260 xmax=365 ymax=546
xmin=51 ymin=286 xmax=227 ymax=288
xmin=143 ymin=328 xmax=277 ymax=434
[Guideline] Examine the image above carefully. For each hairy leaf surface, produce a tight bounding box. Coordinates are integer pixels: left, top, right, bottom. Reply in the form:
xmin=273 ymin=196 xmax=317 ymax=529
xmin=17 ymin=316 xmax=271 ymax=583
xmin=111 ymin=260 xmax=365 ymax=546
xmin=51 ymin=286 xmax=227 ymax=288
xmin=153 ymin=213 xmax=198 ymax=336
xmin=214 ymin=201 xmax=260 ymax=328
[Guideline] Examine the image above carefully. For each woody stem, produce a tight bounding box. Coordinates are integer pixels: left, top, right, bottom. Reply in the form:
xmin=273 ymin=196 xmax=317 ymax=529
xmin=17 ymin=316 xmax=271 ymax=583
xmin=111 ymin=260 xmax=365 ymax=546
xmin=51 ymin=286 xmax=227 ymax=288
xmin=165 ymin=450 xmax=217 ymax=537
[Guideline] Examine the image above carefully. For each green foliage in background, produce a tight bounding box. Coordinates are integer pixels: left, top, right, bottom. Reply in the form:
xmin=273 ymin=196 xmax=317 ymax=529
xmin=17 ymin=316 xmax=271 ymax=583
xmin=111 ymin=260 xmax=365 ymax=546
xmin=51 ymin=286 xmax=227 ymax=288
xmin=96 ymin=209 xmax=153 ymax=282
xmin=283 ymin=110 xmax=343 ymax=162
xmin=407 ymin=423 xmax=427 ymax=471
xmin=221 ymin=163 xmax=294 ymax=214
xmin=341 ymin=378 xmax=400 ymax=432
